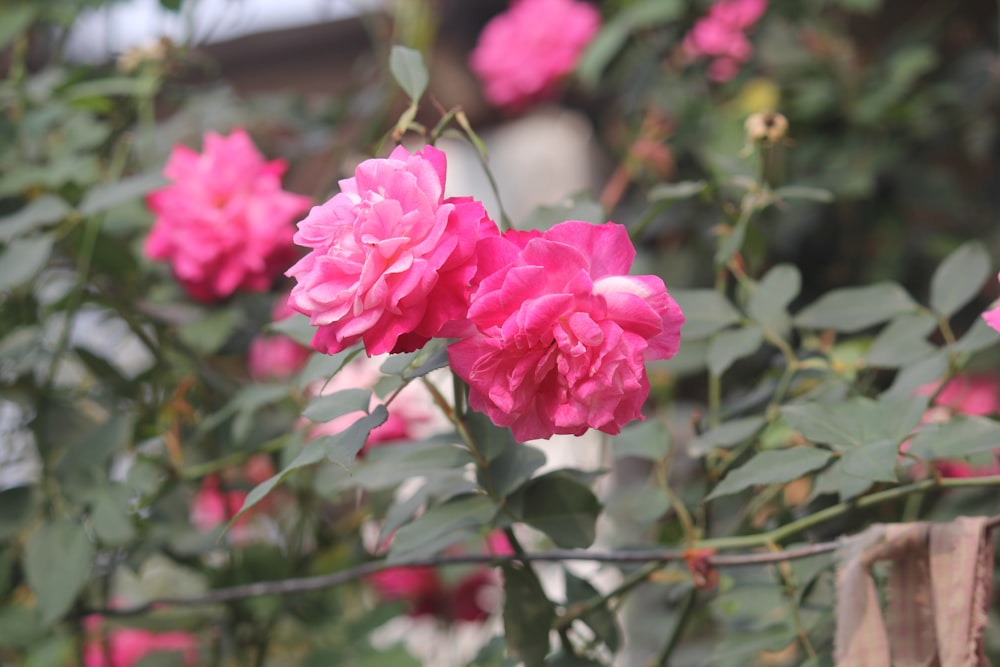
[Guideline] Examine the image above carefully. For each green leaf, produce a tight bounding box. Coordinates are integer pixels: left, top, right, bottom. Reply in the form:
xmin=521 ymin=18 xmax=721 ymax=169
xmin=58 ymin=412 xmax=135 ymax=471
xmin=0 ymin=235 xmax=53 ymax=292
xmin=268 ymin=313 xmax=314 ymax=346
xmin=503 ymin=562 xmax=555 ymax=666
xmin=79 ymin=171 xmax=167 ymax=216
xmin=236 ymin=432 xmax=320 ymax=519
xmin=707 ymin=325 xmax=763 ymax=376
xmin=773 ymin=185 xmax=834 ymax=203
xmin=178 ymin=307 xmax=240 ymax=355
xmin=671 ymin=289 xmax=741 ymax=340
xmin=647 ymin=180 xmax=708 ymax=202
xmin=881 ymin=352 xmax=949 ymax=399
xmin=747 ymin=264 xmax=801 ymax=333
xmin=689 ymin=416 xmax=767 ymax=457
xmin=389 ymin=45 xmax=428 ymax=102
xmin=951 ymin=318 xmax=1000 ymax=354
xmin=866 ymin=313 xmax=937 ymax=368
xmin=707 ymin=448 xmax=833 ymax=500
xmin=612 ymin=418 xmax=671 ymax=460
xmin=302 ymin=388 xmax=372 ymax=423
xmin=794 ymin=282 xmax=917 ymax=332
xmin=603 ymin=484 xmax=670 ymax=526
xmin=483 ymin=444 xmax=546 ymax=499
xmin=780 ymin=396 xmax=927 ymax=451
xmin=564 ymin=571 xmax=620 ymax=652
xmin=518 ymin=471 xmax=601 ymax=548
xmin=930 ymin=240 xmax=991 ymax=318
xmin=326 ymin=438 xmax=472 ymax=493
xmin=0 ymin=5 xmax=37 ymax=51
xmin=907 ymin=416 xmax=1000 ymax=461
xmin=840 ymin=440 xmax=899 ymax=483
xmin=25 ymin=519 xmax=94 ymax=626
xmin=386 ymin=493 xmax=497 ymax=563
xmin=811 ymin=459 xmax=873 ymax=501
xmin=0 ymin=196 xmax=70 ymax=242
xmin=324 ymin=405 xmax=389 ymax=466
xmin=0 ymin=486 xmax=36 ymax=540
xmin=91 ymin=484 xmax=136 ymax=546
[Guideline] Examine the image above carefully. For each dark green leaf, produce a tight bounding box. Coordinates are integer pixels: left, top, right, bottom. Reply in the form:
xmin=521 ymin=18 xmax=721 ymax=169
xmin=747 ymin=264 xmax=801 ymax=333
xmin=794 ymin=282 xmax=917 ymax=332
xmin=707 ymin=448 xmax=832 ymax=500
xmin=840 ymin=440 xmax=899 ymax=483
xmin=91 ymin=484 xmax=136 ymax=546
xmin=689 ymin=416 xmax=767 ymax=457
xmin=483 ymin=444 xmax=546 ymax=499
xmin=324 ymin=405 xmax=389 ymax=466
xmin=59 ymin=412 xmax=135 ymax=471
xmin=612 ymin=418 xmax=671 ymax=460
xmin=564 ymin=571 xmax=620 ymax=652
xmin=866 ymin=313 xmax=937 ymax=368
xmin=177 ymin=308 xmax=240 ymax=355
xmin=519 ymin=471 xmax=601 ymax=548
xmin=930 ymin=241 xmax=991 ymax=318
xmin=647 ymin=180 xmax=708 ymax=202
xmin=780 ymin=396 xmax=927 ymax=451
xmin=707 ymin=325 xmax=763 ymax=376
xmin=670 ymin=289 xmax=741 ymax=340
xmin=386 ymin=493 xmax=497 ymax=563
xmin=881 ymin=352 xmax=949 ymax=399
xmin=603 ymin=485 xmax=670 ymax=526
xmin=302 ymin=388 xmax=372 ymax=423
xmin=503 ymin=562 xmax=555 ymax=666
xmin=810 ymin=459 xmax=873 ymax=501
xmin=907 ymin=416 xmax=1000 ymax=461
xmin=951 ymin=318 xmax=1000 ymax=354
xmin=0 ymin=196 xmax=69 ymax=242
xmin=0 ymin=235 xmax=53 ymax=292
xmin=389 ymin=45 xmax=429 ymax=102
xmin=773 ymin=185 xmax=834 ymax=203
xmin=0 ymin=486 xmax=36 ymax=540
xmin=25 ymin=519 xmax=94 ymax=625
xmin=79 ymin=171 xmax=167 ymax=216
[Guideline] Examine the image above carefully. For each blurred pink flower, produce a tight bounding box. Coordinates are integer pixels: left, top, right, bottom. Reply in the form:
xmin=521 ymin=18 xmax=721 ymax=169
xmin=470 ymin=0 xmax=601 ymax=112
xmin=146 ymin=128 xmax=311 ymax=302
xmin=984 ymin=274 xmax=1000 ymax=333
xmin=448 ymin=221 xmax=684 ymax=441
xmin=369 ymin=531 xmax=507 ymax=623
xmin=683 ymin=0 xmax=767 ymax=82
xmin=248 ymin=295 xmax=311 ymax=381
xmin=84 ymin=617 xmax=197 ymax=667
xmin=286 ymin=145 xmax=495 ymax=356
xmin=190 ymin=475 xmax=248 ymax=532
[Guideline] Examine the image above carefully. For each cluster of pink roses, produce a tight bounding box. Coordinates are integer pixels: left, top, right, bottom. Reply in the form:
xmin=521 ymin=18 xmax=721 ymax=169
xmin=285 ymin=144 xmax=685 ymax=442
xmin=84 ymin=616 xmax=197 ymax=667
xmin=683 ymin=0 xmax=768 ymax=82
xmin=469 ymin=0 xmax=601 ymax=112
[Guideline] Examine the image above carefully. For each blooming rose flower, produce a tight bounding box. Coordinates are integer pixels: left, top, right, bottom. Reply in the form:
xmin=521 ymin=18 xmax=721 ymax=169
xmin=248 ymin=295 xmax=312 ymax=381
xmin=286 ymin=145 xmax=495 ymax=356
xmin=469 ymin=0 xmax=601 ymax=112
xmin=984 ymin=274 xmax=1000 ymax=333
xmin=448 ymin=221 xmax=684 ymax=441
xmin=84 ymin=616 xmax=197 ymax=667
xmin=146 ymin=128 xmax=312 ymax=302
xmin=683 ymin=0 xmax=768 ymax=82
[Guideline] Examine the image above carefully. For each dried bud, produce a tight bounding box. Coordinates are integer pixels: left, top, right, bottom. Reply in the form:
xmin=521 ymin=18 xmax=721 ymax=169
xmin=745 ymin=111 xmax=788 ymax=144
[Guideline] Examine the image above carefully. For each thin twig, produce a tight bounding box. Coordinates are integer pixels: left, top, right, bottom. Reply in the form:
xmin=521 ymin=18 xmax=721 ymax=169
xmin=89 ymin=497 xmax=1000 ymax=618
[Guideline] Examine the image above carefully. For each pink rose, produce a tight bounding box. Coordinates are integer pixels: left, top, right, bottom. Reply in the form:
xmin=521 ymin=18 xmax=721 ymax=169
xmin=683 ymin=0 xmax=767 ymax=82
xmin=146 ymin=128 xmax=312 ymax=302
xmin=469 ymin=0 xmax=601 ymax=112
xmin=84 ymin=617 xmax=197 ymax=667
xmin=248 ymin=295 xmax=312 ymax=381
xmin=984 ymin=274 xmax=1000 ymax=333
xmin=190 ymin=475 xmax=249 ymax=532
xmin=286 ymin=145 xmax=495 ymax=356
xmin=448 ymin=221 xmax=684 ymax=441
xmin=913 ymin=374 xmax=1000 ymax=478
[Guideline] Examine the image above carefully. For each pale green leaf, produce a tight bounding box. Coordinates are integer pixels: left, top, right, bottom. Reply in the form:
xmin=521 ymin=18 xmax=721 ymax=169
xmin=794 ymin=282 xmax=917 ymax=332
xmin=866 ymin=313 xmax=937 ymax=368
xmin=25 ymin=520 xmax=94 ymax=625
xmin=708 ymin=325 xmax=763 ymax=376
xmin=907 ymin=416 xmax=1000 ymax=460
xmin=747 ymin=264 xmax=801 ymax=332
xmin=302 ymin=388 xmax=371 ymax=423
xmin=0 ymin=235 xmax=53 ymax=292
xmin=707 ymin=448 xmax=832 ymax=500
xmin=780 ymin=396 xmax=927 ymax=451
xmin=0 ymin=196 xmax=69 ymax=242
xmin=689 ymin=416 xmax=767 ymax=457
xmin=389 ymin=45 xmax=428 ymax=102
xmin=930 ymin=240 xmax=991 ymax=318
xmin=671 ymin=289 xmax=741 ymax=340
xmin=613 ymin=418 xmax=671 ymax=460
xmin=386 ymin=493 xmax=497 ymax=563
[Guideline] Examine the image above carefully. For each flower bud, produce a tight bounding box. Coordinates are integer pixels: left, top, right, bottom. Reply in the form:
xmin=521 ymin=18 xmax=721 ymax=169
xmin=744 ymin=111 xmax=788 ymax=144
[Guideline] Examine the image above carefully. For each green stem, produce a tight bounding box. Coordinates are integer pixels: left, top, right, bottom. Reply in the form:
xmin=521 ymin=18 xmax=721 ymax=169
xmin=698 ymin=474 xmax=1000 ymax=551
xmin=654 ymin=587 xmax=697 ymax=666
xmin=555 ymin=560 xmax=662 ymax=630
